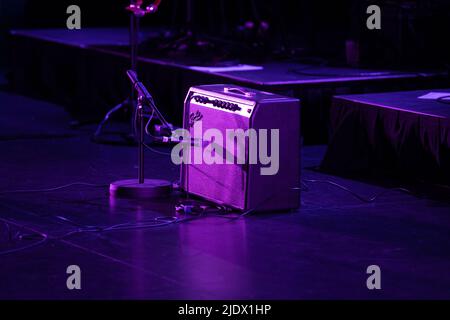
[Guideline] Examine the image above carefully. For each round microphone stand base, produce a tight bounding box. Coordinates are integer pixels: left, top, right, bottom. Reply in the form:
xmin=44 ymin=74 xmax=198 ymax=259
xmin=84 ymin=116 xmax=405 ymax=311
xmin=110 ymin=179 xmax=172 ymax=199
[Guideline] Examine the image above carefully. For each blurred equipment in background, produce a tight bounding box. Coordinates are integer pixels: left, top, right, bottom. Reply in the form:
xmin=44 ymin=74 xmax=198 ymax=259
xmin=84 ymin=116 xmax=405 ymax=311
xmin=94 ymin=0 xmax=162 ymax=143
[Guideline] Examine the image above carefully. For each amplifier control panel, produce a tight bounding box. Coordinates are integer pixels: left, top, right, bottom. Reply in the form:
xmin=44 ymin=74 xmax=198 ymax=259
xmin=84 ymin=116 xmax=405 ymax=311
xmin=189 ymin=93 xmax=255 ymax=117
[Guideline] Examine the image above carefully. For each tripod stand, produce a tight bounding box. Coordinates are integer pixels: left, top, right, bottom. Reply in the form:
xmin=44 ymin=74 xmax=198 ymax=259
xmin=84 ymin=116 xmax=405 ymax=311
xmin=94 ymin=0 xmax=162 ymax=142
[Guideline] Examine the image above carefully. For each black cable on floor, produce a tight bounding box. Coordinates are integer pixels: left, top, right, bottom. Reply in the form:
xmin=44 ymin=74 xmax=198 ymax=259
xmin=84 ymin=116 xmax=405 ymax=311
xmin=0 ymin=218 xmax=48 ymax=256
xmin=302 ymin=179 xmax=413 ymax=203
xmin=0 ymin=176 xmax=416 ymax=257
xmin=0 ymin=182 xmax=109 ymax=195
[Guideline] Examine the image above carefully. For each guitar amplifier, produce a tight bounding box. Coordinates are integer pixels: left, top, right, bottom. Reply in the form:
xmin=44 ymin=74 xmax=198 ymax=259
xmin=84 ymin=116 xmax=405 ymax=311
xmin=180 ymin=84 xmax=301 ymax=212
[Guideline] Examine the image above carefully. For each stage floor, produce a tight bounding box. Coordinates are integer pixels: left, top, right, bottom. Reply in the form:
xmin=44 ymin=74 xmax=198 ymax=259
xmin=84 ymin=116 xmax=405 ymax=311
xmin=1 ymin=91 xmax=450 ymax=299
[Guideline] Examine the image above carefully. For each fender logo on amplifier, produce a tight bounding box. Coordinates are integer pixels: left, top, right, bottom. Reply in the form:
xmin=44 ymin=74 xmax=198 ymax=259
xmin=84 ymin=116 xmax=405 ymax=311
xmin=189 ymin=110 xmax=203 ymax=127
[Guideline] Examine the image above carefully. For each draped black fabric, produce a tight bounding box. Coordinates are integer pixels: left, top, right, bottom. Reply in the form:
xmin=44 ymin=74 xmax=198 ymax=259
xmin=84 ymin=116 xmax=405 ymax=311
xmin=321 ymin=90 xmax=450 ymax=185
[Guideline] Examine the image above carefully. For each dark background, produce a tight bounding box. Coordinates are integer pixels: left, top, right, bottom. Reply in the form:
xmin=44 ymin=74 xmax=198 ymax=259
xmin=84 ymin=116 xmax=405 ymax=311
xmin=1 ymin=0 xmax=450 ymax=69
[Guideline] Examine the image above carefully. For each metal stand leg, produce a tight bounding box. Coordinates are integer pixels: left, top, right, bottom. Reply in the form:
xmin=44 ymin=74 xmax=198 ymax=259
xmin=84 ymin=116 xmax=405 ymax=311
xmin=94 ymin=100 xmax=127 ymax=137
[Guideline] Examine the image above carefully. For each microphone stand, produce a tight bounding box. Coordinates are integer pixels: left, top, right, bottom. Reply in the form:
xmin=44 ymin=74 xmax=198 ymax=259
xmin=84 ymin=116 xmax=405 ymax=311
xmin=94 ymin=0 xmax=161 ymax=143
xmin=110 ymin=70 xmax=172 ymax=199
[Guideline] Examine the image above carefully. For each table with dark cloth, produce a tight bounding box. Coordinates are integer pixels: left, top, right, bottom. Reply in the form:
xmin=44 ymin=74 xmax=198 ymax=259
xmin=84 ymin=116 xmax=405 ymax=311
xmin=321 ymin=89 xmax=450 ymax=184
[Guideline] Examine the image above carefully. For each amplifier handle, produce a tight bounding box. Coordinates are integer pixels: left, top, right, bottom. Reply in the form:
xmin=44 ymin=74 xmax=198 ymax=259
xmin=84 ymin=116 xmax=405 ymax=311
xmin=224 ymin=87 xmax=255 ymax=97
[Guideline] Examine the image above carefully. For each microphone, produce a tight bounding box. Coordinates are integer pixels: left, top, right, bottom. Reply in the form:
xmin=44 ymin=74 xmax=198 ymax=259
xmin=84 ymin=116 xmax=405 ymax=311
xmin=126 ymin=70 xmax=153 ymax=103
xmin=126 ymin=70 xmax=173 ymax=134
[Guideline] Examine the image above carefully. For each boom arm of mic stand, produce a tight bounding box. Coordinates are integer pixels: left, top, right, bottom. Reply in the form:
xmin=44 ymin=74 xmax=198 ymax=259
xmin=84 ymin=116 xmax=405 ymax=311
xmin=126 ymin=70 xmax=173 ymax=132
